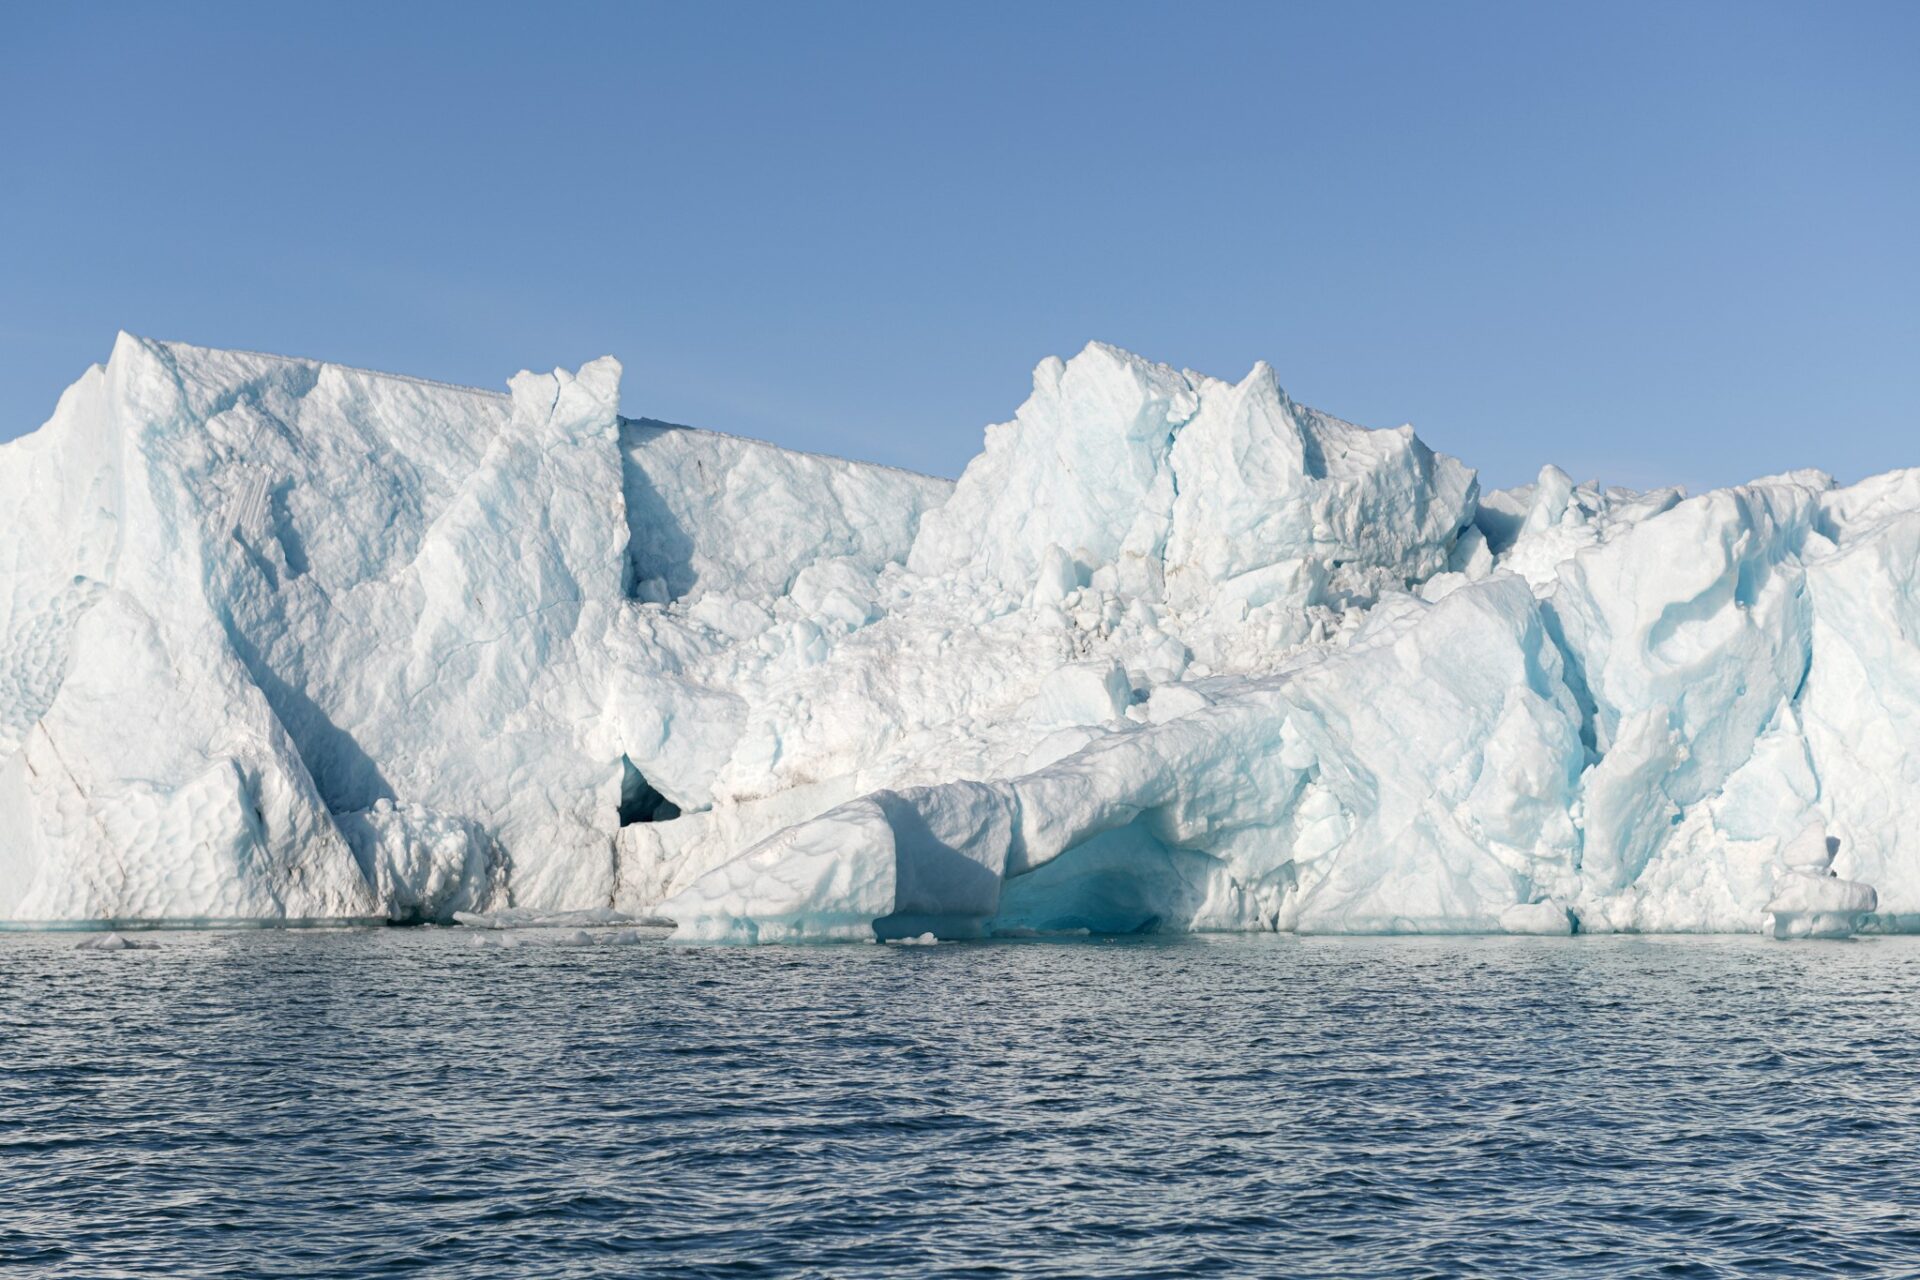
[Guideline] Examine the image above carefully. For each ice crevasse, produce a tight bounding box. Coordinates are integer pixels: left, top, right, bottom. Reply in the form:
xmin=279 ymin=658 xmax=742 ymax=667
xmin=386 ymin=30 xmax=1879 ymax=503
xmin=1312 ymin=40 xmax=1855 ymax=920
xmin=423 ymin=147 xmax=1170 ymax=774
xmin=1 ymin=333 xmax=1914 ymax=941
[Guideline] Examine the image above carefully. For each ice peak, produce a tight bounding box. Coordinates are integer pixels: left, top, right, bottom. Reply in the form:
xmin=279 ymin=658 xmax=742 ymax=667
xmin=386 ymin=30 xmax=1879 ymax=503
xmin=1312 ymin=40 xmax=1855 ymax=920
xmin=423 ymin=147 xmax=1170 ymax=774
xmin=506 ymin=356 xmax=623 ymax=436
xmin=1241 ymin=358 xmax=1283 ymax=393
xmin=913 ymin=342 xmax=1475 ymax=609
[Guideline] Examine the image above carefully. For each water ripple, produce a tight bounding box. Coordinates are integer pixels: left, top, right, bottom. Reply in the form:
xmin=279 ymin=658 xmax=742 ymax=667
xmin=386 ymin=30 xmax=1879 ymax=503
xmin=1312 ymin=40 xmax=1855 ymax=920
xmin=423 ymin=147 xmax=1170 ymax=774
xmin=4 ymin=930 xmax=1920 ymax=1276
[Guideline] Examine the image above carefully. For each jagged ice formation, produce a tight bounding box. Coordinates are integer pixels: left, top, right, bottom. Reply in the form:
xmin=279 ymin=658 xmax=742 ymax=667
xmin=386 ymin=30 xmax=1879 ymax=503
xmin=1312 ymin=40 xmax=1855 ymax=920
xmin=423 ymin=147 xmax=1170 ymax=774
xmin=2 ymin=334 xmax=1914 ymax=940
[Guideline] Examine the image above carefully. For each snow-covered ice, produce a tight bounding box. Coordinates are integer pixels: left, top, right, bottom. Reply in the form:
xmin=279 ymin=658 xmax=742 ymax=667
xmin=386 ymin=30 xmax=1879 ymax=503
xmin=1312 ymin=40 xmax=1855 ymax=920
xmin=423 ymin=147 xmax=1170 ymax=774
xmin=3 ymin=334 xmax=1914 ymax=941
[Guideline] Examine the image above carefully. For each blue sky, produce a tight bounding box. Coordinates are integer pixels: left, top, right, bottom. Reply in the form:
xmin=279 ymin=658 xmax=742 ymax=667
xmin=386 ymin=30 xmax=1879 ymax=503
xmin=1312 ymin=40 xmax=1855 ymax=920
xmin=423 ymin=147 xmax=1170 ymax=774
xmin=1 ymin=1 xmax=1914 ymax=491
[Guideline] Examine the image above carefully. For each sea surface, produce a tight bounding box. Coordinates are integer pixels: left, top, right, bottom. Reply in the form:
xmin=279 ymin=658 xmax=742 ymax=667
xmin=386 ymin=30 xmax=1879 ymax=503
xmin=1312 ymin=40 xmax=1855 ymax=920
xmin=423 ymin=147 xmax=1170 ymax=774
xmin=3 ymin=927 xmax=1919 ymax=1278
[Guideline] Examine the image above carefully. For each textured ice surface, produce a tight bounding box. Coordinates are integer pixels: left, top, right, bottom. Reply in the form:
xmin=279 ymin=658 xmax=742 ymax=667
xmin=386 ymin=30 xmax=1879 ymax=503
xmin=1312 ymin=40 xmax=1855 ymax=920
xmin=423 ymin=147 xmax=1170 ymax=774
xmin=2 ymin=335 xmax=1914 ymax=940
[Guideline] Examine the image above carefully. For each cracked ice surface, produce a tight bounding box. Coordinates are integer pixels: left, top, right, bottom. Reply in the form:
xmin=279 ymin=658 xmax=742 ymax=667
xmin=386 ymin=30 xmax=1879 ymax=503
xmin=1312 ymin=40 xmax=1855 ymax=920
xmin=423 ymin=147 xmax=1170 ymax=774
xmin=1 ymin=335 xmax=1914 ymax=940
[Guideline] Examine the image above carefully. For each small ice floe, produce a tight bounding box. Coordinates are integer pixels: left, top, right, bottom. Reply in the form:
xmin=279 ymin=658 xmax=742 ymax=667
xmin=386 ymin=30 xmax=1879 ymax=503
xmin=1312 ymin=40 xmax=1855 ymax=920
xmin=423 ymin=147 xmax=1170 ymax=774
xmin=1765 ymin=828 xmax=1879 ymax=940
xmin=74 ymin=932 xmax=158 ymax=951
xmin=1765 ymin=872 xmax=1877 ymax=940
xmin=453 ymin=907 xmax=637 ymax=930
xmin=599 ymin=929 xmax=653 ymax=945
xmin=470 ymin=926 xmax=659 ymax=949
xmin=885 ymin=932 xmax=939 ymax=946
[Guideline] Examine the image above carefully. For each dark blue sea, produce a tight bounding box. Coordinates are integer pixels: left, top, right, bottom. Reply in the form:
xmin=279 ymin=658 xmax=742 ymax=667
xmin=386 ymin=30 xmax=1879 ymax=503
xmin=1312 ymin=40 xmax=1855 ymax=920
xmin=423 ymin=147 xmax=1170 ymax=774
xmin=4 ymin=927 xmax=1919 ymax=1278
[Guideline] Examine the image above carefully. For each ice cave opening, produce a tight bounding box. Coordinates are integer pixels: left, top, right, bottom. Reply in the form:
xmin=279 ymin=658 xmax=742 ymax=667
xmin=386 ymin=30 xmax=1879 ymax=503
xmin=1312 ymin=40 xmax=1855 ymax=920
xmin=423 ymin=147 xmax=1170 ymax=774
xmin=618 ymin=757 xmax=682 ymax=826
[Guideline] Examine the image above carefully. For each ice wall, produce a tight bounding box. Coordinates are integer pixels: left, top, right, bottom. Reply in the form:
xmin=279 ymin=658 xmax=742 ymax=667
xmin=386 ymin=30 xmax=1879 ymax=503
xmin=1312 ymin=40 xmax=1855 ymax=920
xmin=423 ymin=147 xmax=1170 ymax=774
xmin=623 ymin=418 xmax=949 ymax=604
xmin=1 ymin=335 xmax=1914 ymax=940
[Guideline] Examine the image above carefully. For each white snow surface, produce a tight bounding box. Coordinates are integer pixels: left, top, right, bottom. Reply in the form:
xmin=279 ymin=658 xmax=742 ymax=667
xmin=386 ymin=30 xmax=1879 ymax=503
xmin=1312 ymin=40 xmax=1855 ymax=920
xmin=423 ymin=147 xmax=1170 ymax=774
xmin=2 ymin=334 xmax=1915 ymax=941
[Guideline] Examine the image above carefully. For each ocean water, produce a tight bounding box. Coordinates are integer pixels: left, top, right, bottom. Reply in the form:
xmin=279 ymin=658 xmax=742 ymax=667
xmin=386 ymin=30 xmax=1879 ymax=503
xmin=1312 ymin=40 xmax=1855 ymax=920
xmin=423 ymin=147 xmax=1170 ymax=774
xmin=3 ymin=929 xmax=1919 ymax=1278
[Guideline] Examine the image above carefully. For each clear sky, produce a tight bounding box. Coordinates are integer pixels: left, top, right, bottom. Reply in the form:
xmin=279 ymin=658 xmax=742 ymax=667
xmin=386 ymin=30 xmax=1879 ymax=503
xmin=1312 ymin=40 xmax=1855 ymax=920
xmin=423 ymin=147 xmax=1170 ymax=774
xmin=1 ymin=1 xmax=1914 ymax=491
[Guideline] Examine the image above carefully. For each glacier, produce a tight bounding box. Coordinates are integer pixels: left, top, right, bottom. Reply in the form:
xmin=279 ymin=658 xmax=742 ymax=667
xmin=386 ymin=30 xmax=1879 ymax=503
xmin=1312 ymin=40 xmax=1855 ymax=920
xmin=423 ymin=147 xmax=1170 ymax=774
xmin=2 ymin=333 xmax=1914 ymax=941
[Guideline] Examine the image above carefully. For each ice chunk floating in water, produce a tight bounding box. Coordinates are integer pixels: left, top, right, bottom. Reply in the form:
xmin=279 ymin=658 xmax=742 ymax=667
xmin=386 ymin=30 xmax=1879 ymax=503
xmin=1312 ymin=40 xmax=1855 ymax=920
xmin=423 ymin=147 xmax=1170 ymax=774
xmin=2 ymin=334 xmax=1917 ymax=941
xmin=73 ymin=931 xmax=158 ymax=951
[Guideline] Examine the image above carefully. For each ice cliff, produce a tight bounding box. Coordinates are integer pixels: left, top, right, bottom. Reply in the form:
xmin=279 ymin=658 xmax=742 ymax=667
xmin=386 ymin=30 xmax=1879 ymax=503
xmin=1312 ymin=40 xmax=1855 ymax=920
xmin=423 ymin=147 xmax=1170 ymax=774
xmin=2 ymin=334 xmax=1913 ymax=940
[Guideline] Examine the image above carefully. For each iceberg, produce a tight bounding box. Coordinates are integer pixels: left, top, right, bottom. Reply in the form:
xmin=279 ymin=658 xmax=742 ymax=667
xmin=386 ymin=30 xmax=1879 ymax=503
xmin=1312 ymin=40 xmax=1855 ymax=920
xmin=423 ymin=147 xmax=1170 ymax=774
xmin=1 ymin=334 xmax=1912 ymax=941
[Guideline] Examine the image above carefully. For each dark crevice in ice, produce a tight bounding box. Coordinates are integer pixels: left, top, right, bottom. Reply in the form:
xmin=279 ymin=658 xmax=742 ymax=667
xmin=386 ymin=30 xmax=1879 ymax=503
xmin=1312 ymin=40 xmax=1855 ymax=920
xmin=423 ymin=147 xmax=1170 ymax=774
xmin=619 ymin=756 xmax=681 ymax=826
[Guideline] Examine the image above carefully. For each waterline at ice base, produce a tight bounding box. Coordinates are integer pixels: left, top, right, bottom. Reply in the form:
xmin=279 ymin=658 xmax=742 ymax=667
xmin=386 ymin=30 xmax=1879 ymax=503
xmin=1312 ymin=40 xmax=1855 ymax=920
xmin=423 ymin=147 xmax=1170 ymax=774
xmin=3 ymin=334 xmax=1914 ymax=942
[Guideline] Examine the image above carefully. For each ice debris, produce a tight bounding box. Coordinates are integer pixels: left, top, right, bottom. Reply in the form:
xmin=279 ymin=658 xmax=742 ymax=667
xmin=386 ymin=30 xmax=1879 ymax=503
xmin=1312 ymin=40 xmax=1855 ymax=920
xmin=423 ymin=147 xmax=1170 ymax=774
xmin=4 ymin=334 xmax=1918 ymax=943
xmin=452 ymin=907 xmax=639 ymax=930
xmin=467 ymin=926 xmax=659 ymax=948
